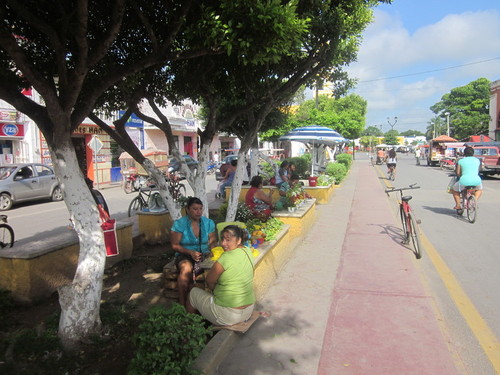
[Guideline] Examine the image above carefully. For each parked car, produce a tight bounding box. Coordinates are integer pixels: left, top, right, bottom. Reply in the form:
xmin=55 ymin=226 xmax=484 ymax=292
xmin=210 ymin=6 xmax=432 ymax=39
xmin=167 ymin=155 xmax=198 ymax=175
xmin=0 ymin=163 xmax=63 ymax=210
xmin=471 ymin=146 xmax=500 ymax=176
xmin=215 ymin=155 xmax=239 ymax=181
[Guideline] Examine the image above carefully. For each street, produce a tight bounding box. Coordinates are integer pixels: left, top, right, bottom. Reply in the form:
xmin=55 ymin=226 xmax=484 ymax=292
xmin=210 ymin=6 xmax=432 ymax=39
xmin=368 ymin=151 xmax=500 ymax=373
xmin=6 ymin=173 xmax=221 ymax=242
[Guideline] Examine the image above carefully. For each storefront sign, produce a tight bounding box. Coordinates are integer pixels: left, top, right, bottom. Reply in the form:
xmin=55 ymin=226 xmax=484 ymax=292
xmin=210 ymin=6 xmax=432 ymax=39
xmin=118 ymin=110 xmax=144 ymax=128
xmin=0 ymin=110 xmax=18 ymax=123
xmin=73 ymin=125 xmax=107 ymax=135
xmin=0 ymin=123 xmax=24 ymax=137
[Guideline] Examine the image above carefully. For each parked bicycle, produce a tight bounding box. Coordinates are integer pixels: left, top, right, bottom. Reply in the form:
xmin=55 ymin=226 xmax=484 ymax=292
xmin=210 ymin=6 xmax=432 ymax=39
xmin=385 ymin=183 xmax=422 ymax=259
xmin=456 ymin=186 xmax=477 ymax=223
xmin=0 ymin=214 xmax=14 ymax=248
xmin=165 ymin=172 xmax=186 ymax=200
xmin=128 ymin=187 xmax=165 ymax=217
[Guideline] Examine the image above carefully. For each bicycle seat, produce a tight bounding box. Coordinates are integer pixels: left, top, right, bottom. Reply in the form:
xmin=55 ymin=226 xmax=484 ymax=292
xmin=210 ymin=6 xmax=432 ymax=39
xmin=401 ymin=195 xmax=412 ymax=202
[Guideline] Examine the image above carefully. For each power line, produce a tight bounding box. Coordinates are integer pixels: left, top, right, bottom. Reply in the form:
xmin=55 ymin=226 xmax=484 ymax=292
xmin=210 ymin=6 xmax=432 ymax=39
xmin=358 ymin=57 xmax=500 ymax=84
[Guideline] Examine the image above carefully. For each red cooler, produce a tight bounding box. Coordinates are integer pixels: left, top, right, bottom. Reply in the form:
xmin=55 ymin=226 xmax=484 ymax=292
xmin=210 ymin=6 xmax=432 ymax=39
xmin=308 ymin=176 xmax=318 ymax=187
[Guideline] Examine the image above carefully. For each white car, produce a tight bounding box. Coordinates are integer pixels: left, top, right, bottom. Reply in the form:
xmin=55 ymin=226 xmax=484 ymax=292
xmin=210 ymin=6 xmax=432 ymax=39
xmin=0 ymin=163 xmax=63 ymax=210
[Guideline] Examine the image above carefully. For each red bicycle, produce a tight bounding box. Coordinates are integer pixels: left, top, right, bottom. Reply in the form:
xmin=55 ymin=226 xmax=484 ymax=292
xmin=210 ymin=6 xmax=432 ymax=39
xmin=385 ymin=183 xmax=422 ymax=259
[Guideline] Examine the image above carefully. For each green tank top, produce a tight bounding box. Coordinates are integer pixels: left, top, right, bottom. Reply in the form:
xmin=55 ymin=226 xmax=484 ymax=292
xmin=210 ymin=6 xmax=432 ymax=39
xmin=214 ymin=247 xmax=255 ymax=307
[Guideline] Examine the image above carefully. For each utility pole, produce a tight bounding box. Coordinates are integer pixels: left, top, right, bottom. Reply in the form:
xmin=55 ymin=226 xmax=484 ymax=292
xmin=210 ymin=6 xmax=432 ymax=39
xmin=387 ymin=116 xmax=398 ymax=131
xmin=445 ymin=112 xmax=450 ymax=137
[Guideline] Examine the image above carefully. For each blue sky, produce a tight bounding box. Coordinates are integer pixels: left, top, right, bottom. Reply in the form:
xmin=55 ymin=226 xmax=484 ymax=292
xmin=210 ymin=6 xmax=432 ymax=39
xmin=345 ymin=0 xmax=500 ymax=134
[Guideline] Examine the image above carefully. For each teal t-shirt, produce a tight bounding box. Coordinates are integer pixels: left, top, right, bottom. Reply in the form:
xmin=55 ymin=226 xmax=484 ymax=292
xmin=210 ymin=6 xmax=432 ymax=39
xmin=214 ymin=247 xmax=255 ymax=307
xmin=458 ymin=157 xmax=481 ymax=186
xmin=171 ymin=216 xmax=215 ymax=255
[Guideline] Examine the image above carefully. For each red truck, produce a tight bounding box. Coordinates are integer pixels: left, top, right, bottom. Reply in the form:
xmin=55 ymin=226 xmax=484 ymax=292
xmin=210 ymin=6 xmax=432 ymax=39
xmin=470 ymin=145 xmax=500 ymax=176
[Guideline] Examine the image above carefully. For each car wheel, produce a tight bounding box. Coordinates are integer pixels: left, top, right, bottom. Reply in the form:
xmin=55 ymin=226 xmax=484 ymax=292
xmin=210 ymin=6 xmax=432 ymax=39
xmin=51 ymin=186 xmax=63 ymax=201
xmin=0 ymin=193 xmax=13 ymax=211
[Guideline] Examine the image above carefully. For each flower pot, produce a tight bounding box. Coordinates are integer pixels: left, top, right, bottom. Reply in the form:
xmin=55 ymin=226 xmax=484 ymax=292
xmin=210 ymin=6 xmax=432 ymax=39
xmin=308 ymin=176 xmax=318 ymax=187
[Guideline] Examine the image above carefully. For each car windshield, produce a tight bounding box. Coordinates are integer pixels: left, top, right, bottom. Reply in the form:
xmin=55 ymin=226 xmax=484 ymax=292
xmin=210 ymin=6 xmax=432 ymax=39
xmin=0 ymin=167 xmax=17 ymax=180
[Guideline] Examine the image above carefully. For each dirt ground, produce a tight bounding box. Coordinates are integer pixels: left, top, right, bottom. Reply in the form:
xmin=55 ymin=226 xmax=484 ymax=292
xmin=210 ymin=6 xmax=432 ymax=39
xmin=1 ymin=242 xmax=177 ymax=375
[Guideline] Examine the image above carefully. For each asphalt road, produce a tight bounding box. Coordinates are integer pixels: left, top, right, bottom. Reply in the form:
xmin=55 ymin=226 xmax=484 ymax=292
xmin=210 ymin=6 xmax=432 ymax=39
xmin=5 ymin=173 xmax=221 ymax=242
xmin=367 ymin=151 xmax=500 ymax=374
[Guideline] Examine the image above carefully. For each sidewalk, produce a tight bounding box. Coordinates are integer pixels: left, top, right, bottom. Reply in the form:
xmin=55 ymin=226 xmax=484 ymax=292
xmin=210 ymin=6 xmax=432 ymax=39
xmin=212 ymin=160 xmax=464 ymax=374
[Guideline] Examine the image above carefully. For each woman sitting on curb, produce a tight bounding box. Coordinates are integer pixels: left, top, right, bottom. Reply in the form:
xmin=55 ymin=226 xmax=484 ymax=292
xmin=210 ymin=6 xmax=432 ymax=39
xmin=245 ymin=175 xmax=273 ymax=219
xmin=187 ymin=225 xmax=255 ymax=326
xmin=171 ymin=197 xmax=217 ymax=309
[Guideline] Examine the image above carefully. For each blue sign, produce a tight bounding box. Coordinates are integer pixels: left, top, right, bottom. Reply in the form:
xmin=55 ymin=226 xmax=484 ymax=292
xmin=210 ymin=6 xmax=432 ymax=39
xmin=118 ymin=110 xmax=144 ymax=128
xmin=3 ymin=124 xmax=18 ymax=136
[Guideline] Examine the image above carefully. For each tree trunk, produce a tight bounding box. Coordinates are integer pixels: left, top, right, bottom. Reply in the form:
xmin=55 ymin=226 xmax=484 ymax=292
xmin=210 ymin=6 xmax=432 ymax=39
xmin=51 ymin=134 xmax=106 ymax=349
xmin=225 ymin=149 xmax=250 ymax=222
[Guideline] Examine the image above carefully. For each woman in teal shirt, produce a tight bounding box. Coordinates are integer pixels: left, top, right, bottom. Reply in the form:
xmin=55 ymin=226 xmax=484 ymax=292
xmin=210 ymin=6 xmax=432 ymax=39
xmin=187 ymin=225 xmax=255 ymax=326
xmin=451 ymin=146 xmax=482 ymax=209
xmin=171 ymin=197 xmax=217 ymax=309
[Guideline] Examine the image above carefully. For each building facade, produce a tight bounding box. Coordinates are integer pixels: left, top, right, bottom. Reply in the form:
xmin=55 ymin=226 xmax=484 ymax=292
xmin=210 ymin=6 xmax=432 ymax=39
xmin=489 ymin=79 xmax=500 ymax=141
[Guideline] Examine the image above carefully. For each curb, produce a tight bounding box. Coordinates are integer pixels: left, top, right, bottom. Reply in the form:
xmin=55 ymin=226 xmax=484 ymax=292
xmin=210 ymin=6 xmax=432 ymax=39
xmin=193 ymin=330 xmax=239 ymax=375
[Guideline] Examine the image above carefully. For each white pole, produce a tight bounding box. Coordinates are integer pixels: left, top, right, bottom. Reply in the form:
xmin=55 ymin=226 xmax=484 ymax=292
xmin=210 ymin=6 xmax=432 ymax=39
xmin=311 ymin=139 xmax=315 ymax=176
xmin=94 ymin=147 xmax=99 ymax=189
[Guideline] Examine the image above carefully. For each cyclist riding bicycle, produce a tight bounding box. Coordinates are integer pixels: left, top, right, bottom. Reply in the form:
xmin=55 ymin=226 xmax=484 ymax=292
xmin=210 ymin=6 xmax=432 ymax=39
xmin=451 ymin=146 xmax=482 ymax=210
xmin=386 ymin=148 xmax=397 ymax=178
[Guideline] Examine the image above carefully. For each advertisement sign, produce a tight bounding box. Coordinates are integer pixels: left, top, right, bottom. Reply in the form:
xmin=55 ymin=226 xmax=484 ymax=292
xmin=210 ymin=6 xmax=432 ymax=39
xmin=0 ymin=123 xmax=24 ymax=137
xmin=118 ymin=111 xmax=144 ymax=128
xmin=0 ymin=110 xmax=18 ymax=123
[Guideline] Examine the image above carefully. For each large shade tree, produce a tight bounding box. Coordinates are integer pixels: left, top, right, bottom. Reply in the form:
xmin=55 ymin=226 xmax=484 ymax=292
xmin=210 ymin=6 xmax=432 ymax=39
xmin=430 ymin=77 xmax=491 ymax=140
xmin=0 ymin=0 xmax=303 ymax=347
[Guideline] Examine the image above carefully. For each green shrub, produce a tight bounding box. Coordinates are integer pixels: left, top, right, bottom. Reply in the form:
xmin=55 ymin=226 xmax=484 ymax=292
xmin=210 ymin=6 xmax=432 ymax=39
xmin=326 ymin=162 xmax=347 ymax=184
xmin=288 ymin=156 xmax=310 ymax=178
xmin=217 ymin=202 xmax=257 ymax=222
xmin=128 ymin=304 xmax=211 ymax=375
xmin=317 ymin=174 xmax=335 ymax=186
xmin=335 ymin=153 xmax=353 ymax=169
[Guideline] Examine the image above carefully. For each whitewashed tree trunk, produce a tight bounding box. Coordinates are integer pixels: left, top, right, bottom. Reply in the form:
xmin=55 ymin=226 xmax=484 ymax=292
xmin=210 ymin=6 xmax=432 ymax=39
xmin=141 ymin=159 xmax=182 ymax=220
xmin=258 ymin=151 xmax=280 ymax=178
xmin=249 ymin=147 xmax=260 ymax=178
xmin=53 ymin=135 xmax=106 ymax=349
xmin=225 ymin=150 xmax=249 ymax=222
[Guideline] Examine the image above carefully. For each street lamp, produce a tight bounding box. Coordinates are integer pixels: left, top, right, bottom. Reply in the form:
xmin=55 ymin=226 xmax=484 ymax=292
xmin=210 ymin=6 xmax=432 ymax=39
xmin=387 ymin=116 xmax=398 ymax=131
xmin=445 ymin=112 xmax=450 ymax=137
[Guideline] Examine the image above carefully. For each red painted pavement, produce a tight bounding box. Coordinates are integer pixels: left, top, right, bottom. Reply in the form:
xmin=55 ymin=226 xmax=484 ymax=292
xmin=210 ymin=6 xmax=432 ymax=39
xmin=317 ymin=163 xmax=462 ymax=375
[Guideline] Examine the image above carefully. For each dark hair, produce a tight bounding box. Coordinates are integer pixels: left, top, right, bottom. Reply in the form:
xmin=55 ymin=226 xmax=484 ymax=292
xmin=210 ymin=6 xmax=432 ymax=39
xmin=220 ymin=225 xmax=248 ymax=244
xmin=288 ymin=162 xmax=295 ymax=168
xmin=186 ymin=197 xmax=203 ymax=209
xmin=464 ymin=146 xmax=474 ymax=157
xmin=290 ymin=173 xmax=300 ymax=181
xmin=250 ymin=175 xmax=263 ymax=188
xmin=388 ymin=149 xmax=396 ymax=158
xmin=230 ymin=159 xmax=237 ymax=166
xmin=280 ymin=160 xmax=289 ymax=169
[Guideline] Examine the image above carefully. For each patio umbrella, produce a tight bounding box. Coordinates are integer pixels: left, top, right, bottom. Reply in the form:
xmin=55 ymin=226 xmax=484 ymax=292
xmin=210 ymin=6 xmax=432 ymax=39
xmin=279 ymin=125 xmax=348 ymax=175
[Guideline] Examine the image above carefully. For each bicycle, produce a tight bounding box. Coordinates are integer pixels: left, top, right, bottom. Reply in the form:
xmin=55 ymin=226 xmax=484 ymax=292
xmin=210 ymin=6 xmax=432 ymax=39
xmin=385 ymin=183 xmax=422 ymax=259
xmin=456 ymin=186 xmax=477 ymax=223
xmin=387 ymin=165 xmax=395 ymax=181
xmin=128 ymin=187 xmax=165 ymax=217
xmin=0 ymin=214 xmax=14 ymax=248
xmin=165 ymin=172 xmax=186 ymax=200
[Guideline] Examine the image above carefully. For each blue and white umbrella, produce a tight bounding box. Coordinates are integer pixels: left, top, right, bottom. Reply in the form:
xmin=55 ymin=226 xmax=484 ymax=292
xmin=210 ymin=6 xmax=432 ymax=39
xmin=278 ymin=125 xmax=348 ymax=146
xmin=279 ymin=125 xmax=349 ymax=176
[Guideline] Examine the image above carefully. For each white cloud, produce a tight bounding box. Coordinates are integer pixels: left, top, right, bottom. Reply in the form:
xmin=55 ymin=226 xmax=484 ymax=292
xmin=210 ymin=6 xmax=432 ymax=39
xmin=346 ymin=9 xmax=500 ymax=131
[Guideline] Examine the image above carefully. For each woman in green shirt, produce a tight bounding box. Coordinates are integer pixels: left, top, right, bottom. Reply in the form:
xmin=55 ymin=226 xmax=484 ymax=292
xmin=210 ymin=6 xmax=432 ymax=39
xmin=187 ymin=225 xmax=255 ymax=326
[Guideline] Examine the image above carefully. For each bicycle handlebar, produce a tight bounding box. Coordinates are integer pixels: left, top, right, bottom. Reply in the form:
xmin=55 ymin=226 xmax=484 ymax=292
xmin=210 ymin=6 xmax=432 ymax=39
xmin=385 ymin=183 xmax=420 ymax=195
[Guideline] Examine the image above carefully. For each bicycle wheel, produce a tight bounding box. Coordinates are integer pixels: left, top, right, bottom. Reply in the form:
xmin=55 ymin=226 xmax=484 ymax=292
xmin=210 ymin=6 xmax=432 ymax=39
xmin=408 ymin=213 xmax=422 ymax=259
xmin=399 ymin=206 xmax=409 ymax=244
xmin=128 ymin=196 xmax=145 ymax=217
xmin=466 ymin=195 xmax=477 ymax=223
xmin=0 ymin=224 xmax=14 ymax=248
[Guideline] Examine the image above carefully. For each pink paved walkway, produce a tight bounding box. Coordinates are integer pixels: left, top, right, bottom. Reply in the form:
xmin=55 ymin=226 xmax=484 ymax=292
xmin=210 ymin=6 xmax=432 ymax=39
xmin=318 ymin=162 xmax=462 ymax=374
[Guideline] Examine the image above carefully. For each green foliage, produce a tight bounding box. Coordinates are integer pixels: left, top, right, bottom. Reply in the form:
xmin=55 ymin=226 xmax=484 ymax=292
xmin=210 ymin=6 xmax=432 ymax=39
xmin=335 ymin=153 xmax=352 ymax=169
xmin=317 ymin=174 xmax=335 ymax=186
xmin=288 ymin=156 xmax=310 ymax=178
xmin=326 ymin=162 xmax=347 ymax=184
xmin=383 ymin=130 xmax=399 ymax=145
xmin=128 ymin=304 xmax=211 ymax=375
xmin=362 ymin=126 xmax=383 ymax=137
xmin=259 ymin=162 xmax=276 ymax=179
xmin=218 ymin=201 xmax=257 ymax=222
xmin=245 ymin=217 xmax=284 ymax=241
xmin=429 ymin=78 xmax=491 ymax=140
xmin=399 ymin=129 xmax=424 ymax=137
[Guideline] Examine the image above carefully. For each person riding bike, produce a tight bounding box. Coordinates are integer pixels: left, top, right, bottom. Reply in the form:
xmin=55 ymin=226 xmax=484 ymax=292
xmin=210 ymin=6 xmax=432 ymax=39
xmin=385 ymin=148 xmax=397 ymax=179
xmin=376 ymin=148 xmax=385 ymax=164
xmin=451 ymin=146 xmax=482 ymax=210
